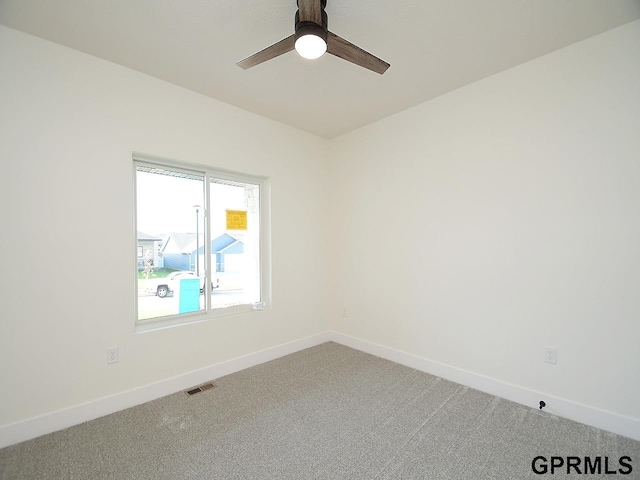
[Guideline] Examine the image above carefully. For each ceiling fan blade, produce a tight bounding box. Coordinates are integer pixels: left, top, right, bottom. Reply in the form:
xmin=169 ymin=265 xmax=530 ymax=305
xmin=298 ymin=0 xmax=322 ymax=24
xmin=236 ymin=35 xmax=295 ymax=69
xmin=326 ymin=31 xmax=390 ymax=75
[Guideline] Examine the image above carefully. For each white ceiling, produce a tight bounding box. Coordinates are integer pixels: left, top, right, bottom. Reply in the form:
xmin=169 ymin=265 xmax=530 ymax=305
xmin=2 ymin=0 xmax=640 ymax=138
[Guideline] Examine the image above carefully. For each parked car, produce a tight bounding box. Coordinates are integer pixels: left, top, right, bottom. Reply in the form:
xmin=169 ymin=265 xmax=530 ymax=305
xmin=145 ymin=271 xmax=209 ymax=298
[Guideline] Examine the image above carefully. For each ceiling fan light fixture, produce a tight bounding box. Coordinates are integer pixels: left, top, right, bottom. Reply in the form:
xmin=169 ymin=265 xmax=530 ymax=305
xmin=294 ymin=22 xmax=328 ymax=60
xmin=295 ymin=33 xmax=327 ymax=59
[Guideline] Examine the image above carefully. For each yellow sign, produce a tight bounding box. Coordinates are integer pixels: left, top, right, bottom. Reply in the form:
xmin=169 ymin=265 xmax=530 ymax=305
xmin=226 ymin=210 xmax=248 ymax=230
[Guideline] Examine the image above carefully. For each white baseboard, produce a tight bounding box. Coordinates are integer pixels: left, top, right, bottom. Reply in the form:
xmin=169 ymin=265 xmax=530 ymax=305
xmin=2 ymin=330 xmax=638 ymax=448
xmin=0 ymin=332 xmax=331 ymax=449
xmin=328 ymin=331 xmax=640 ymax=441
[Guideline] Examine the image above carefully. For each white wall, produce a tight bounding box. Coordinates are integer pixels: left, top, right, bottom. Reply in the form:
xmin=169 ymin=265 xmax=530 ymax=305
xmin=329 ymin=20 xmax=640 ymax=422
xmin=0 ymin=25 xmax=330 ymax=429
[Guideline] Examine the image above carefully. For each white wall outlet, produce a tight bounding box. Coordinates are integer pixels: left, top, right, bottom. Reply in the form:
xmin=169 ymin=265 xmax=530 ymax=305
xmin=107 ymin=347 xmax=119 ymax=365
xmin=544 ymin=346 xmax=557 ymax=365
xmin=342 ymin=307 xmax=347 ymax=318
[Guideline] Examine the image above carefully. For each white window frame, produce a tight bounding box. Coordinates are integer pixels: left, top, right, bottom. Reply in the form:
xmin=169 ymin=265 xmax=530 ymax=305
xmin=133 ymin=154 xmax=271 ymax=333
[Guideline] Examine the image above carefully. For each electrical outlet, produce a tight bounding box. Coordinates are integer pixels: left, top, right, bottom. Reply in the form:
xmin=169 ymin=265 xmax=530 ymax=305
xmin=544 ymin=346 xmax=557 ymax=365
xmin=107 ymin=347 xmax=119 ymax=365
xmin=342 ymin=307 xmax=347 ymax=318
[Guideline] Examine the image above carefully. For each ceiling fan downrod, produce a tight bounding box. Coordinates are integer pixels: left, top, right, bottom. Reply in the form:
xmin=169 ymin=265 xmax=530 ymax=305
xmin=295 ymin=0 xmax=328 ymax=43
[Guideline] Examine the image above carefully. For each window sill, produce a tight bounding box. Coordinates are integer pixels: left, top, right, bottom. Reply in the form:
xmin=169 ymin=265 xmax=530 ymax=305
xmin=134 ymin=303 xmax=264 ymax=334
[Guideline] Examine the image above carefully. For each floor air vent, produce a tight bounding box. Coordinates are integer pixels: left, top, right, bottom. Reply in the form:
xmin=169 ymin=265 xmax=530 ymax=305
xmin=184 ymin=382 xmax=217 ymax=396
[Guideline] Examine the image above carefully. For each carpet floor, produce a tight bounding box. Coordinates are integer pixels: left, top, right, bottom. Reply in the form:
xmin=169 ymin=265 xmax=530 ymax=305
xmin=1 ymin=342 xmax=638 ymax=479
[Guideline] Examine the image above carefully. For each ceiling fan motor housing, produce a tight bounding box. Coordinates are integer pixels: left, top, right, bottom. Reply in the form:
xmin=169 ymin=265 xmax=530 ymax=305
xmin=295 ymin=1 xmax=328 ymax=43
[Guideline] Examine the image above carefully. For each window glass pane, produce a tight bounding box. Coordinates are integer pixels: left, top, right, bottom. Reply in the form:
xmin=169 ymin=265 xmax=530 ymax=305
xmin=209 ymin=179 xmax=261 ymax=309
xmin=136 ymin=165 xmax=205 ymax=321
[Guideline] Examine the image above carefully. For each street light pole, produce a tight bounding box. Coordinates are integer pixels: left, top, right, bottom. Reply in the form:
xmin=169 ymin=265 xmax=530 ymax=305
xmin=194 ymin=205 xmax=201 ymax=277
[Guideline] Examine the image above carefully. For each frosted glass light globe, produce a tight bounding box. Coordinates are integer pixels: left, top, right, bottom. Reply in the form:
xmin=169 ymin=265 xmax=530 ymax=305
xmin=295 ymin=34 xmax=327 ymax=60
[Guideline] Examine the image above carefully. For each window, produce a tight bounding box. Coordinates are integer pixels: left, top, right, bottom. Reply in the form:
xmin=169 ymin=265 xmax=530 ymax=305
xmin=134 ymin=156 xmax=269 ymax=328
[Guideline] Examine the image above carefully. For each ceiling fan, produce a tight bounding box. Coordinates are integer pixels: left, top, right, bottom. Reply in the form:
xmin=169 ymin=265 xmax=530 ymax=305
xmin=237 ymin=0 xmax=390 ymax=75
